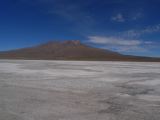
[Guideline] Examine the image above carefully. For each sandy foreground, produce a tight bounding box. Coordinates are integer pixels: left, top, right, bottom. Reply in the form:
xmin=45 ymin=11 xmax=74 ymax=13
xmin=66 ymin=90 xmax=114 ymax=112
xmin=0 ymin=60 xmax=160 ymax=120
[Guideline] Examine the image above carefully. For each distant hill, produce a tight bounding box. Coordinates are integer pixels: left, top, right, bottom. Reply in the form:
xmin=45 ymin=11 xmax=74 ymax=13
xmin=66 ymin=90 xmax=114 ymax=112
xmin=0 ymin=40 xmax=160 ymax=61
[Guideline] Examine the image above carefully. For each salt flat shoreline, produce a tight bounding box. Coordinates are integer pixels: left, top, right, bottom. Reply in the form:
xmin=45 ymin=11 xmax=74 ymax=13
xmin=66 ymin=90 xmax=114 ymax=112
xmin=0 ymin=60 xmax=160 ymax=120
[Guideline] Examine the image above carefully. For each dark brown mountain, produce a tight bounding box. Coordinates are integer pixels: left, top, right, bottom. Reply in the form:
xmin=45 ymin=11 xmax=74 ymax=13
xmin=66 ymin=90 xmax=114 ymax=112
xmin=0 ymin=40 xmax=160 ymax=61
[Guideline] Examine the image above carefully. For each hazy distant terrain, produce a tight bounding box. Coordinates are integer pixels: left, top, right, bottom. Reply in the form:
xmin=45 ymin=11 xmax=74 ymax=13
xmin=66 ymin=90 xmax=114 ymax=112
xmin=1 ymin=60 xmax=160 ymax=120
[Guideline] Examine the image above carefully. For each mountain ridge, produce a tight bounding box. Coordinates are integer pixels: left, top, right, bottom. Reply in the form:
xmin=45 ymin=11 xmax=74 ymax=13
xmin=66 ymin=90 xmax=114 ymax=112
xmin=0 ymin=40 xmax=160 ymax=62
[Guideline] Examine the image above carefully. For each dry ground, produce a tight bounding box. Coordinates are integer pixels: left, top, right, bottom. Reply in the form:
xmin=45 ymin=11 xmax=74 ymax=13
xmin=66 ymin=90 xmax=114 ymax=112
xmin=0 ymin=60 xmax=160 ymax=120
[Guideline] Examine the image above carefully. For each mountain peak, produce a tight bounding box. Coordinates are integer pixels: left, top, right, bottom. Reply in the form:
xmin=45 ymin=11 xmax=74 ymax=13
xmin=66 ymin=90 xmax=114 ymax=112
xmin=62 ymin=40 xmax=81 ymax=45
xmin=43 ymin=40 xmax=81 ymax=46
xmin=0 ymin=40 xmax=160 ymax=61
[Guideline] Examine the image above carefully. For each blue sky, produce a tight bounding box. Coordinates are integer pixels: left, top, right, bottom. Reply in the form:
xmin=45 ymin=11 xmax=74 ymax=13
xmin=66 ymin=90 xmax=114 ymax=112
xmin=0 ymin=0 xmax=160 ymax=57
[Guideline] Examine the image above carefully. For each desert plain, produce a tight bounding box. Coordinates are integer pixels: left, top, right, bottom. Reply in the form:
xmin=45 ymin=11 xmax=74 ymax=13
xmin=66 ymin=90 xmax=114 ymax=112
xmin=0 ymin=60 xmax=160 ymax=120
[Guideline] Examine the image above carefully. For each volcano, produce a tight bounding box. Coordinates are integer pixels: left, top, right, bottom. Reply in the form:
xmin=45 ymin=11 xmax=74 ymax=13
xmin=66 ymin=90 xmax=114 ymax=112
xmin=0 ymin=40 xmax=159 ymax=61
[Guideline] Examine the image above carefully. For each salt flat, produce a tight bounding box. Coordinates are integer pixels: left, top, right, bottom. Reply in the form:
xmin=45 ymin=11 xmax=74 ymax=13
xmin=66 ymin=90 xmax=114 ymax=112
xmin=0 ymin=60 xmax=160 ymax=120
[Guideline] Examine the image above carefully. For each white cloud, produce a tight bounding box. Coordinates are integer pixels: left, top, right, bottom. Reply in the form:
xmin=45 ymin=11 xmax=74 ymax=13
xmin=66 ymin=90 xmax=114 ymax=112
xmin=132 ymin=12 xmax=143 ymax=20
xmin=88 ymin=36 xmax=141 ymax=46
xmin=88 ymin=36 xmax=153 ymax=52
xmin=111 ymin=13 xmax=125 ymax=22
xmin=122 ymin=24 xmax=160 ymax=37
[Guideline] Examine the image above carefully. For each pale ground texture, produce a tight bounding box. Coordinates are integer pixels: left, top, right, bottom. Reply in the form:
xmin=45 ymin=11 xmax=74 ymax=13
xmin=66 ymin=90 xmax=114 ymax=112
xmin=0 ymin=60 xmax=160 ymax=120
